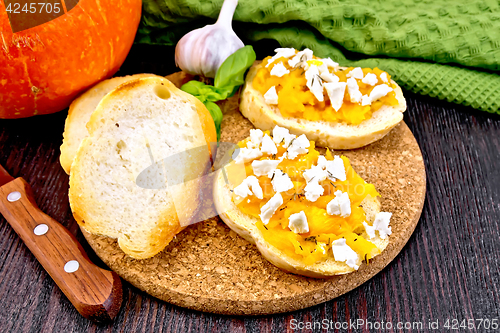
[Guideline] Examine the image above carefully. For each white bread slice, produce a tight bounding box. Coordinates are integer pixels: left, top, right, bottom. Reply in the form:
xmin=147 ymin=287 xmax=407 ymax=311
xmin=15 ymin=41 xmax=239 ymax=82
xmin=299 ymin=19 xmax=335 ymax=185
xmin=69 ymin=77 xmax=217 ymax=259
xmin=213 ymin=167 xmax=390 ymax=278
xmin=60 ymin=74 xmax=159 ymax=174
xmin=240 ymin=62 xmax=406 ymax=149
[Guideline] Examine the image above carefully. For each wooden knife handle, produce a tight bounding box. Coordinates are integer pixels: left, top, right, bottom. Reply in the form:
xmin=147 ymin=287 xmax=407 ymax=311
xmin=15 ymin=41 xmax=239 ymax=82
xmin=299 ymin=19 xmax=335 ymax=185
xmin=0 ymin=178 xmax=122 ymax=322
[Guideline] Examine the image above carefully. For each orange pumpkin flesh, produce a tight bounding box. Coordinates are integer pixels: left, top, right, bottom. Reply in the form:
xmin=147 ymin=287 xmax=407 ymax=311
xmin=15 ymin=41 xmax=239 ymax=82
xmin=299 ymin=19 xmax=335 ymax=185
xmin=0 ymin=0 xmax=142 ymax=118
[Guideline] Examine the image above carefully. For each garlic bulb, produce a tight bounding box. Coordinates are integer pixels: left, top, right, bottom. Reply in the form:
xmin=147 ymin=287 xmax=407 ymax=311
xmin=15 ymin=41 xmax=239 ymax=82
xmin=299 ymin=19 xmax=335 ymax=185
xmin=175 ymin=0 xmax=244 ymax=78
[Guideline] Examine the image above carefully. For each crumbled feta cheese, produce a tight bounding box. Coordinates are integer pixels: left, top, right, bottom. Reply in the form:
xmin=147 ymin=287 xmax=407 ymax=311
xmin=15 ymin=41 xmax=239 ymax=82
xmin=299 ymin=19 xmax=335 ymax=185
xmin=247 ymin=129 xmax=263 ymax=149
xmin=251 ymin=159 xmax=281 ymax=177
xmin=324 ymin=82 xmax=347 ymax=111
xmin=337 ymin=190 xmax=351 ymax=217
xmin=288 ymin=48 xmax=313 ymax=68
xmin=327 ymin=190 xmax=351 ymax=217
xmin=361 ymin=95 xmax=372 ymax=106
xmin=347 ymin=77 xmax=362 ymax=103
xmin=331 ymin=238 xmax=359 ymax=269
xmin=362 ymin=73 xmax=378 ymax=86
xmin=373 ymin=212 xmax=392 ymax=239
xmin=270 ymin=169 xmax=294 ymax=193
xmin=363 ymin=221 xmax=376 ymax=239
xmin=346 ymin=67 xmax=364 ymax=80
xmin=380 ymin=72 xmax=388 ymax=83
xmin=270 ymin=62 xmax=290 ymax=77
xmin=369 ymin=84 xmax=393 ymax=102
xmin=316 ymin=155 xmax=328 ymax=169
xmin=305 ymin=65 xmax=324 ymax=102
xmin=303 ymin=164 xmax=327 ymax=183
xmin=326 ymin=156 xmax=346 ymax=181
xmin=286 ymin=134 xmax=310 ymax=159
xmin=321 ymin=57 xmax=339 ymax=69
xmin=304 ymin=181 xmax=324 ymax=202
xmin=264 ymin=86 xmax=279 ymax=105
xmin=259 ymin=192 xmax=283 ymax=224
xmin=288 ymin=211 xmax=309 ymax=234
xmin=265 ymin=48 xmax=296 ymax=68
xmin=260 ymin=134 xmax=278 ymax=155
xmin=319 ymin=72 xmax=339 ymax=83
xmin=233 ymin=176 xmax=263 ymax=199
xmin=272 ymin=126 xmax=296 ymax=148
xmin=233 ymin=147 xmax=262 ymax=164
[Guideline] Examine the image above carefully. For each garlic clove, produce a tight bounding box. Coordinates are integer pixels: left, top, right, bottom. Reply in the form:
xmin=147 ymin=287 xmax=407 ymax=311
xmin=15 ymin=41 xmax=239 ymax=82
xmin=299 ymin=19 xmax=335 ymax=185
xmin=175 ymin=0 xmax=244 ymax=78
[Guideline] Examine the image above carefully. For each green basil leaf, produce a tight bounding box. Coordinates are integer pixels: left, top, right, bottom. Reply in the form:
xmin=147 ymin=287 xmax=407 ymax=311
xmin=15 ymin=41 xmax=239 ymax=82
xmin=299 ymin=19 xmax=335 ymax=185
xmin=204 ymin=101 xmax=223 ymax=141
xmin=214 ymin=45 xmax=256 ymax=90
xmin=180 ymin=80 xmax=206 ymax=94
xmin=181 ymin=81 xmax=232 ymax=102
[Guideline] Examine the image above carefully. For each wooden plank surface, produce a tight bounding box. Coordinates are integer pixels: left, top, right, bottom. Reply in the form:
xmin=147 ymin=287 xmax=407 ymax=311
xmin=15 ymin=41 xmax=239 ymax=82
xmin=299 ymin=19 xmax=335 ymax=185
xmin=0 ymin=44 xmax=499 ymax=332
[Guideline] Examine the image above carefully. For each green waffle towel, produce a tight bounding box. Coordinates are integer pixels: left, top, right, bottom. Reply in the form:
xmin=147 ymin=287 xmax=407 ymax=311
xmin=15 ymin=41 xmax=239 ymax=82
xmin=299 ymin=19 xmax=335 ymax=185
xmin=138 ymin=0 xmax=500 ymax=114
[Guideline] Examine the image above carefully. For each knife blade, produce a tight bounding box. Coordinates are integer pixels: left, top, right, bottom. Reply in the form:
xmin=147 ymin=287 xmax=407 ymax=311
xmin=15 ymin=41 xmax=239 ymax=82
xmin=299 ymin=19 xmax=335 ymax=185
xmin=0 ymin=164 xmax=122 ymax=322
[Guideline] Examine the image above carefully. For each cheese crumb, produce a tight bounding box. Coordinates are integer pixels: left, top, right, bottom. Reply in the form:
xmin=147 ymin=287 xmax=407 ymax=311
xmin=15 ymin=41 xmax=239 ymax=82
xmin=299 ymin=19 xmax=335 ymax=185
xmin=266 ymin=48 xmax=296 ymax=68
xmin=272 ymin=126 xmax=296 ymax=148
xmin=303 ymin=164 xmax=327 ymax=183
xmin=331 ymin=238 xmax=359 ymax=269
xmin=380 ymin=72 xmax=389 ymax=82
xmin=251 ymin=159 xmax=281 ymax=177
xmin=326 ymin=156 xmax=347 ymax=181
xmin=320 ymin=72 xmax=339 ymax=83
xmin=288 ymin=211 xmax=309 ymax=234
xmin=270 ymin=169 xmax=294 ymax=193
xmin=346 ymin=77 xmax=362 ymax=103
xmin=264 ymin=86 xmax=279 ymax=105
xmin=363 ymin=221 xmax=376 ymax=239
xmin=361 ymin=95 xmax=372 ymax=106
xmin=259 ymin=192 xmax=283 ymax=224
xmin=233 ymin=147 xmax=262 ymax=164
xmin=286 ymin=134 xmax=310 ymax=159
xmin=369 ymin=84 xmax=393 ymax=102
xmin=260 ymin=134 xmax=278 ymax=155
xmin=270 ymin=62 xmax=290 ymax=77
xmin=305 ymin=65 xmax=324 ymax=102
xmin=373 ymin=212 xmax=392 ymax=239
xmin=233 ymin=176 xmax=263 ymax=199
xmin=304 ymin=181 xmax=324 ymax=202
xmin=324 ymin=82 xmax=347 ymax=111
xmin=362 ymin=73 xmax=378 ymax=86
xmin=327 ymin=190 xmax=351 ymax=217
xmin=288 ymin=48 xmax=313 ymax=68
xmin=321 ymin=57 xmax=339 ymax=69
xmin=247 ymin=129 xmax=263 ymax=149
xmin=346 ymin=67 xmax=364 ymax=80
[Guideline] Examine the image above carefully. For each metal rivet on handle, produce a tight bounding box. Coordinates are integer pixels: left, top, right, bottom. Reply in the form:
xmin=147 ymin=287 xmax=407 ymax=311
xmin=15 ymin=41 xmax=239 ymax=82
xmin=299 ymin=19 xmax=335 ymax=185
xmin=64 ymin=260 xmax=79 ymax=273
xmin=33 ymin=224 xmax=49 ymax=236
xmin=7 ymin=191 xmax=21 ymax=202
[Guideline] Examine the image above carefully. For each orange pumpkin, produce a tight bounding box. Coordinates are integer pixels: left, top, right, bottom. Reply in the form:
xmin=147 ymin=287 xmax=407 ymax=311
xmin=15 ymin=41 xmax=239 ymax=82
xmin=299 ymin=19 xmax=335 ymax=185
xmin=0 ymin=0 xmax=142 ymax=118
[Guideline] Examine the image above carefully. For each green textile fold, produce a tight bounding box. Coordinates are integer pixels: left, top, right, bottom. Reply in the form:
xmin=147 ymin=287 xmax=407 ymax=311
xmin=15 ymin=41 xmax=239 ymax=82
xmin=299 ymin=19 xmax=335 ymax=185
xmin=138 ymin=0 xmax=500 ymax=114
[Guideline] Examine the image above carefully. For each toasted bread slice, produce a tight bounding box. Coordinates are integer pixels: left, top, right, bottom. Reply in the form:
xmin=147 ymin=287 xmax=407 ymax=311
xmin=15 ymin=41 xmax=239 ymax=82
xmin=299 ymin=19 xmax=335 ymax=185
xmin=60 ymin=74 xmax=159 ymax=174
xmin=69 ymin=77 xmax=216 ymax=259
xmin=240 ymin=62 xmax=406 ymax=149
xmin=213 ymin=168 xmax=390 ymax=278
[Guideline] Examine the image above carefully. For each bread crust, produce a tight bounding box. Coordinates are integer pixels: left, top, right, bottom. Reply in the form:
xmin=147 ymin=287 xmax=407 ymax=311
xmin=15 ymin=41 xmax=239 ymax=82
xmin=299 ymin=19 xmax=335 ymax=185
xmin=239 ymin=62 xmax=406 ymax=149
xmin=69 ymin=77 xmax=216 ymax=259
xmin=213 ymin=167 xmax=390 ymax=278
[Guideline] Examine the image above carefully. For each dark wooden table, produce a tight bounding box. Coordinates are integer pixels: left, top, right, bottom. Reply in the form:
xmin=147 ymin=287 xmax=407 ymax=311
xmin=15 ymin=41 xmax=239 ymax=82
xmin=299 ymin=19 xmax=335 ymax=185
xmin=0 ymin=44 xmax=499 ymax=333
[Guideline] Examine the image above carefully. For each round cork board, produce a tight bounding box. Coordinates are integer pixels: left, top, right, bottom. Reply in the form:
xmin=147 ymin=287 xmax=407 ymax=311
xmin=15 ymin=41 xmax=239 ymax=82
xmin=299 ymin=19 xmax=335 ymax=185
xmin=81 ymin=73 xmax=426 ymax=315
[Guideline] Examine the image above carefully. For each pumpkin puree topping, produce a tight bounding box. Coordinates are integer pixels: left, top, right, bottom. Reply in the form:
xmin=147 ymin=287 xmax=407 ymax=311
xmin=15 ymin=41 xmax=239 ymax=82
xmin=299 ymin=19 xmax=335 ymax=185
xmin=252 ymin=48 xmax=399 ymax=125
xmin=227 ymin=126 xmax=393 ymax=268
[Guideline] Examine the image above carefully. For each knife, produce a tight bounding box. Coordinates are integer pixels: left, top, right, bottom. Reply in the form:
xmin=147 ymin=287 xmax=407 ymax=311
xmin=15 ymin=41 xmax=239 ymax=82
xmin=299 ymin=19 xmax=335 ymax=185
xmin=0 ymin=164 xmax=122 ymax=322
